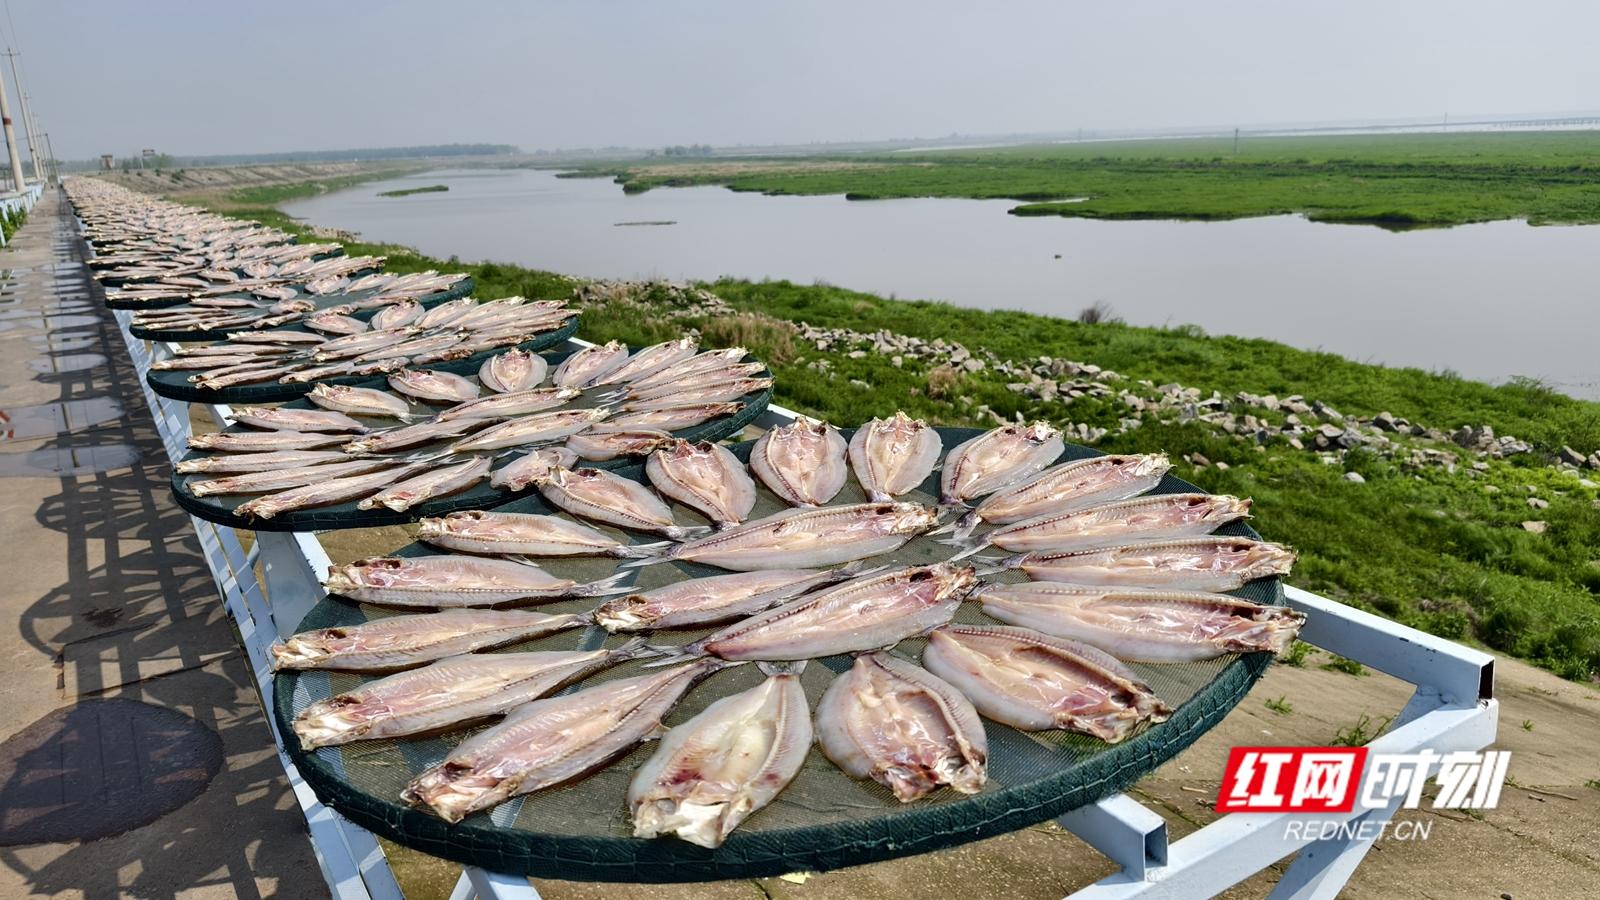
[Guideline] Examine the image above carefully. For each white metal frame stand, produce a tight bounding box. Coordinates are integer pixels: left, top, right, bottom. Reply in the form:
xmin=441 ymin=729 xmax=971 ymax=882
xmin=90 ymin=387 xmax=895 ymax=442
xmin=110 ymin=312 xmax=1497 ymax=900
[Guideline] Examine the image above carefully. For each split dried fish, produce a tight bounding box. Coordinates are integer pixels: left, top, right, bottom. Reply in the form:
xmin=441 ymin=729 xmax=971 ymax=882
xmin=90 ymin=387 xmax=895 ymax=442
xmin=566 ymin=426 xmax=675 ymax=462
xmin=922 ymin=624 xmax=1172 ymax=742
xmin=995 ymin=536 xmax=1297 ymax=593
xmin=939 ymin=422 xmax=1065 ymax=505
xmin=620 ymin=378 xmax=771 ymax=411
xmin=230 ymin=406 xmax=368 ymax=434
xmin=645 ymin=440 xmax=757 ymax=527
xmin=630 ymin=672 xmax=810 ymax=848
xmin=749 ymin=419 xmax=848 ymax=507
xmin=488 ymin=446 xmax=581 ymax=492
xmin=848 ymin=412 xmax=942 ymax=501
xmin=436 ymin=387 xmax=580 ymax=421
xmin=305 ymin=313 xmax=369 ymax=335
xmin=534 ymin=466 xmax=704 ymax=540
xmin=448 ymin=408 xmax=611 ymax=452
xmin=357 ymin=457 xmax=492 ymax=512
xmin=342 ymin=417 xmax=489 ymax=454
xmin=370 ymin=299 xmax=423 ymax=330
xmin=294 ymin=642 xmax=649 ymax=749
xmin=233 ymin=463 xmax=429 ymax=519
xmin=388 ymin=369 xmax=481 ymax=404
xmin=269 ymin=608 xmax=586 ymax=671
xmin=551 ymin=340 xmax=629 ymax=388
xmin=176 ymin=449 xmax=351 ymax=474
xmin=480 ymin=348 xmax=548 ymax=393
xmin=606 ymin=402 xmax=742 ymax=432
xmin=959 ymin=454 xmax=1170 ymax=534
xmin=816 ymin=652 xmax=986 ymax=802
xmin=976 ymin=493 xmax=1252 ymax=553
xmin=681 ymin=563 xmax=975 ymax=660
xmin=974 ymin=582 xmax=1306 ymax=662
xmin=403 ymin=660 xmax=722 ymax=823
xmin=640 ymin=502 xmax=940 ymax=571
xmin=418 ymin=509 xmax=658 ymax=558
xmin=321 ymin=554 xmax=625 ymax=607
xmin=308 ymin=383 xmax=413 ymax=419
xmin=595 ymin=565 xmax=863 ymax=632
xmin=592 ymin=337 xmax=699 ymax=386
xmin=188 ymin=458 xmax=391 ymax=497
xmin=188 ymin=430 xmax=350 ymax=452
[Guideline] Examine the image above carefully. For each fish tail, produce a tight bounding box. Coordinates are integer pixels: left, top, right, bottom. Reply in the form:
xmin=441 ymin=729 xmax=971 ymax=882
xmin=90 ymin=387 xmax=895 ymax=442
xmin=618 ymin=540 xmax=674 ymax=565
xmin=945 ymin=540 xmax=990 ymax=562
xmin=638 ymin=645 xmax=704 ymax=667
xmin=574 ymin=569 xmax=635 ymax=598
xmin=614 ymin=636 xmax=660 ymax=660
xmin=756 ymin=660 xmax=808 ymax=676
xmin=950 ymin=510 xmax=983 ymax=541
xmin=664 ymin=524 xmax=714 ymax=542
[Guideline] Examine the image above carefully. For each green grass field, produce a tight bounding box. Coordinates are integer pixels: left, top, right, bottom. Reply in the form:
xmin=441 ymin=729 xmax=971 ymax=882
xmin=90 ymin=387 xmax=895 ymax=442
xmin=591 ymin=131 xmax=1600 ymax=227
xmin=198 ymin=173 xmax=1600 ymax=681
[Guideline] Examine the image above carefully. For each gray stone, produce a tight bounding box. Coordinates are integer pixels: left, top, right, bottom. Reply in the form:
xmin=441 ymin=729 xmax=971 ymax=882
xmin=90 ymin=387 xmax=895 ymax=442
xmin=1527 ymin=497 xmax=1549 ymax=510
xmin=1372 ymin=411 xmax=1401 ymax=432
xmin=1522 ymin=520 xmax=1548 ymax=534
xmin=1189 ymin=453 xmax=1211 ymax=468
xmin=1559 ymin=445 xmax=1587 ymax=467
xmin=1343 ymin=471 xmax=1366 ymax=483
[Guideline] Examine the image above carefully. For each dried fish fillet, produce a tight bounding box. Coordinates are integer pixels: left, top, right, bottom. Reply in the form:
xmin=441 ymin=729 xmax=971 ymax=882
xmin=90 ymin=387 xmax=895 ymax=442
xmin=593 ymin=337 xmax=698 ymax=386
xmin=749 ymin=419 xmax=848 ymax=507
xmin=488 ymin=447 xmax=580 ymax=492
xmin=640 ymin=502 xmax=940 ymax=571
xmin=566 ymin=426 xmax=675 ymax=462
xmin=552 ymin=340 xmax=629 ymax=388
xmin=606 ymin=402 xmax=742 ymax=433
xmin=645 ymin=440 xmax=757 ymax=527
xmin=922 ymin=625 xmax=1172 ymax=742
xmin=322 ymin=554 xmax=625 ymax=607
xmin=630 ymin=673 xmax=810 ymax=847
xmin=939 ymin=422 xmax=1065 ymax=505
xmin=480 ymin=348 xmax=548 ymax=393
xmin=176 ymin=449 xmax=351 ymax=474
xmin=232 ymin=463 xmax=429 ymax=519
xmin=848 ymin=412 xmax=942 ymax=501
xmin=188 ymin=458 xmax=391 ymax=497
xmin=388 ymin=369 xmax=481 ymax=404
xmin=342 ymin=417 xmax=488 ymax=454
xmin=308 ymin=383 xmax=413 ymax=418
xmin=978 ymin=493 xmax=1252 ymax=553
xmin=294 ymin=643 xmax=647 ymax=749
xmin=417 ymin=509 xmax=657 ymax=558
xmin=448 ymin=408 xmax=610 ymax=452
xmin=594 ymin=566 xmax=862 ymax=632
xmin=436 ymin=387 xmax=580 ymax=421
xmin=534 ymin=466 xmax=703 ymax=540
xmin=961 ymin=453 xmax=1170 ymax=532
xmin=188 ymin=430 xmax=349 ymax=452
xmin=357 ymin=457 xmax=492 ymax=512
xmin=816 ymin=652 xmax=986 ymax=802
xmin=229 ymin=406 xmax=368 ymax=434
xmin=975 ymin=582 xmax=1306 ymax=662
xmin=403 ymin=660 xmax=722 ymax=823
xmin=681 ymin=563 xmax=975 ymax=660
xmin=269 ymin=608 xmax=586 ymax=671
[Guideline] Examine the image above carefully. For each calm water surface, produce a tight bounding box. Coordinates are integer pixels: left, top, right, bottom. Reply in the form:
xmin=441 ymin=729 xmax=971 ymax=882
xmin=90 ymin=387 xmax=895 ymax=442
xmin=283 ymin=169 xmax=1600 ymax=399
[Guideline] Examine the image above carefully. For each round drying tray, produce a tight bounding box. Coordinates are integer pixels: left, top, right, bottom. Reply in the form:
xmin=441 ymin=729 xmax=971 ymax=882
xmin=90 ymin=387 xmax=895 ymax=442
xmin=170 ymin=352 xmax=772 ymax=532
xmin=127 ymin=277 xmax=477 ymax=342
xmin=145 ymin=316 xmax=581 ymax=404
xmin=274 ymin=427 xmax=1285 ymax=881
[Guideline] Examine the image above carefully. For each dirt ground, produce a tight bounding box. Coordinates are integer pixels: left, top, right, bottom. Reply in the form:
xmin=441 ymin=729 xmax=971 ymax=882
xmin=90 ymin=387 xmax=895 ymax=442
xmin=306 ymin=526 xmax=1600 ymax=900
xmin=95 ymin=162 xmax=401 ymax=196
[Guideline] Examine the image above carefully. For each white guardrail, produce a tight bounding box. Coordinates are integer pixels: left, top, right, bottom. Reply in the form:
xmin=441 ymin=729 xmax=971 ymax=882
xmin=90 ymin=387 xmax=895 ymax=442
xmin=109 ymin=311 xmax=1497 ymax=900
xmin=0 ymin=182 xmax=46 ymax=247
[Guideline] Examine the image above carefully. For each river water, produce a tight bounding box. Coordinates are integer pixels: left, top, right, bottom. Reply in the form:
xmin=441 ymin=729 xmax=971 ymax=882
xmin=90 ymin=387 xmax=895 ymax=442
xmin=282 ymin=168 xmax=1600 ymax=399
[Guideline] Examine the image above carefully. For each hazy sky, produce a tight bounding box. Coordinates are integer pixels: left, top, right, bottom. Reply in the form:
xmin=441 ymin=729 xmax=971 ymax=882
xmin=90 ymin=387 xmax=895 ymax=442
xmin=11 ymin=1 xmax=1600 ymax=158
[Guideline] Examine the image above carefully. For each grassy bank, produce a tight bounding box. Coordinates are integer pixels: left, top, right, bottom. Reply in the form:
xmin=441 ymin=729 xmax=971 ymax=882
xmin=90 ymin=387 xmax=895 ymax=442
xmin=589 ymin=131 xmax=1600 ymax=227
xmin=200 ymin=181 xmax=1600 ymax=680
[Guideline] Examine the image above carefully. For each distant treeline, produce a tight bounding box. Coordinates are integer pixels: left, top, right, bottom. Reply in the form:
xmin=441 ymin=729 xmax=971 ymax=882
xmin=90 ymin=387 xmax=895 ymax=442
xmin=64 ymin=144 xmax=519 ymax=171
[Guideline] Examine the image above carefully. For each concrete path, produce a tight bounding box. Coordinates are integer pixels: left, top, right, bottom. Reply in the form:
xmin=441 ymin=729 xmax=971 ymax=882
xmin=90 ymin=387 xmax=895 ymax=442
xmin=0 ymin=190 xmax=326 ymax=899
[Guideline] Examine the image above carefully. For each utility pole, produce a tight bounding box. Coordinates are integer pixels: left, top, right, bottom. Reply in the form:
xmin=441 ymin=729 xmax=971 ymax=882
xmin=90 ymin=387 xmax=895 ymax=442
xmin=3 ymin=51 xmax=37 ymax=180
xmin=43 ymin=131 xmax=56 ymax=184
xmin=1233 ymin=127 xmax=1240 ymax=155
xmin=0 ymin=60 xmax=25 ymax=192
